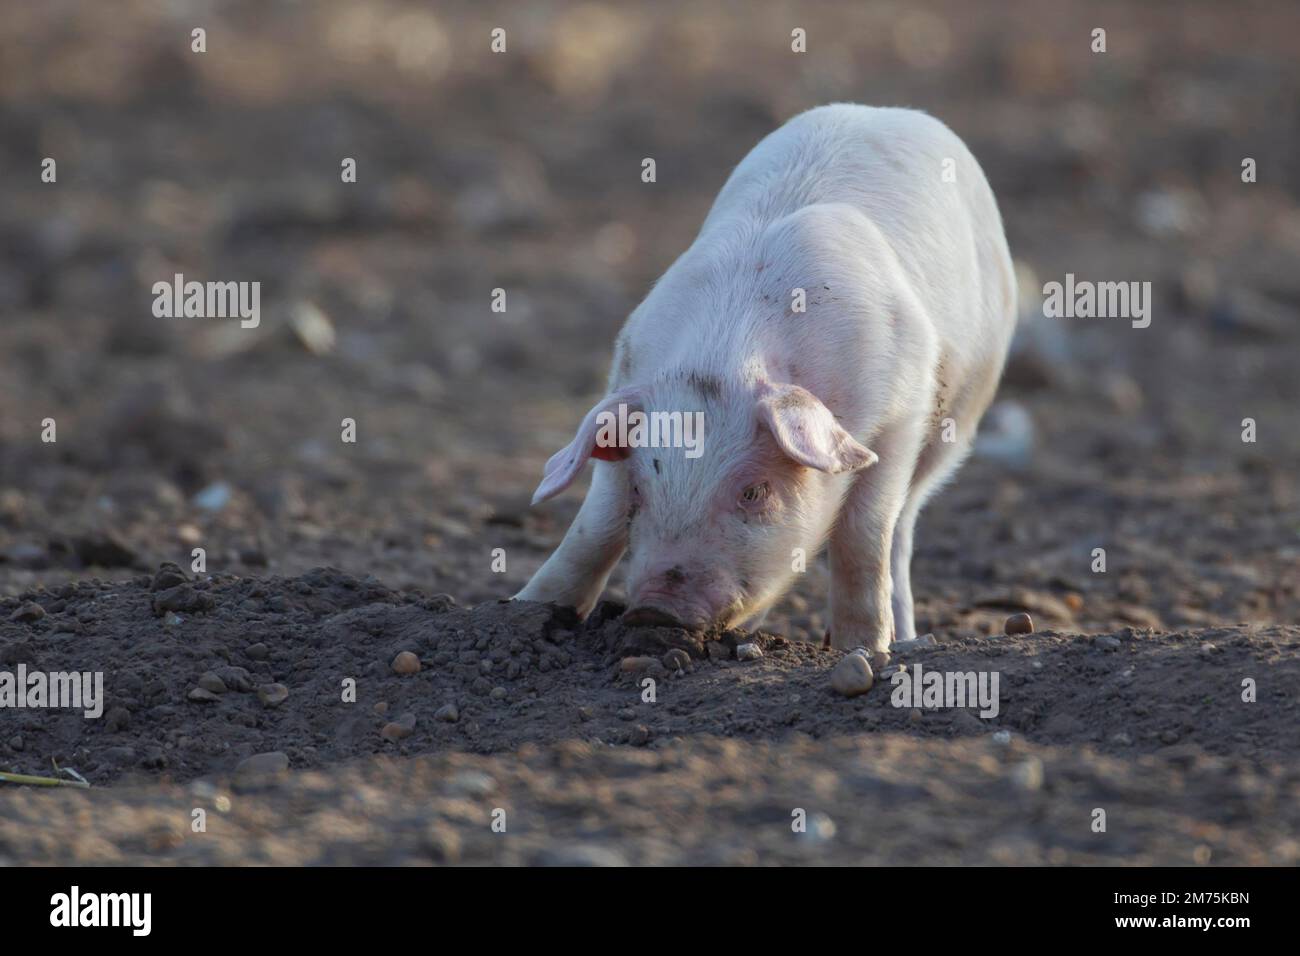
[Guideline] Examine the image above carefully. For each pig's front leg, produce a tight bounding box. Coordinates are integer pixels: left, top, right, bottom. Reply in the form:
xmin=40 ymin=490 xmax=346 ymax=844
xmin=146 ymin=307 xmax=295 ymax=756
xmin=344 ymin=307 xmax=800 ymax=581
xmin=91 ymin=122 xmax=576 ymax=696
xmin=514 ymin=461 xmax=628 ymax=618
xmin=826 ymin=426 xmax=918 ymax=669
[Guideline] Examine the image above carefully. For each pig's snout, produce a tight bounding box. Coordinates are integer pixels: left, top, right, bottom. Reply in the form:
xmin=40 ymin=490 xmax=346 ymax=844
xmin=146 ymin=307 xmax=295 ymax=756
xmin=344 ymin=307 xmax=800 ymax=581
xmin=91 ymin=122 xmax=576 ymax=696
xmin=622 ymin=605 xmax=688 ymax=629
xmin=624 ymin=564 xmax=739 ymax=632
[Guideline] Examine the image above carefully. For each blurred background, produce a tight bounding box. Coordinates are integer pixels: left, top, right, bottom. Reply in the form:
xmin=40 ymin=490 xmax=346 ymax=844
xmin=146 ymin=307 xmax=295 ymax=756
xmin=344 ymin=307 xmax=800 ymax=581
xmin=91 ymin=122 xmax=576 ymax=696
xmin=1 ymin=0 xmax=1297 ymax=637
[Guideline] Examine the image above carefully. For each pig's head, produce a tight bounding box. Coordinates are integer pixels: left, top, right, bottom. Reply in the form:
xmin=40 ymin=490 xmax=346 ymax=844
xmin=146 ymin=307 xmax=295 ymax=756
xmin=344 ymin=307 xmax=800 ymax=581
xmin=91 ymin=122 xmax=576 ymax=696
xmin=531 ymin=373 xmax=877 ymax=632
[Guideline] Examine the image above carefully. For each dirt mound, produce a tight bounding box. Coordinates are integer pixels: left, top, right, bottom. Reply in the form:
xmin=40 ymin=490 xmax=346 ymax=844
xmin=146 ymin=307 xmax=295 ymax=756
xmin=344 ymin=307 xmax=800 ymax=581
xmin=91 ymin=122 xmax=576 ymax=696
xmin=1 ymin=567 xmax=1296 ymax=789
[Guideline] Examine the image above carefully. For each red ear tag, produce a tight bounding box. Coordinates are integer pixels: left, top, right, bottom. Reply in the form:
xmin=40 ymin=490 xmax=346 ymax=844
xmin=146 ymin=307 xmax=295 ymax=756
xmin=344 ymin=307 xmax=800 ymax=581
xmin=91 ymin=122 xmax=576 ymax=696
xmin=591 ymin=444 xmax=630 ymax=462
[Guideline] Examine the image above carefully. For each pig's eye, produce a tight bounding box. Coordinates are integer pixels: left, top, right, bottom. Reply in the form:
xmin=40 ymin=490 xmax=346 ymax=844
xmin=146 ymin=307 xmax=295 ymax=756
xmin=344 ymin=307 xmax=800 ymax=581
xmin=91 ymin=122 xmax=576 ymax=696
xmin=739 ymin=482 xmax=770 ymax=506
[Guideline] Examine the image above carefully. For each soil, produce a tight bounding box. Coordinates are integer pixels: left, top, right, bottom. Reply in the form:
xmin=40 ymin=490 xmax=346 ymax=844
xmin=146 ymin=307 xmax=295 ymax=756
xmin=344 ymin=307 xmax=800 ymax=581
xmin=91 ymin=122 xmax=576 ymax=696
xmin=1 ymin=0 xmax=1299 ymax=864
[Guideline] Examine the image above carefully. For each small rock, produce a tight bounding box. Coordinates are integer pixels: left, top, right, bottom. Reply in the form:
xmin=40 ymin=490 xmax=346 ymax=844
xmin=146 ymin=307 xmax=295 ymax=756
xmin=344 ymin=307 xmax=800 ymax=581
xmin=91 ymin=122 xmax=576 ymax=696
xmin=736 ymin=642 xmax=763 ymax=661
xmin=662 ymin=648 xmax=691 ymax=672
xmin=435 ymin=702 xmax=460 ymax=723
xmin=619 ymin=655 xmax=659 ymax=673
xmin=162 ymin=612 xmax=183 ymax=628
xmin=232 ymin=751 xmax=289 ymax=789
xmin=257 ymin=683 xmax=289 ymax=707
xmin=381 ymin=713 xmax=417 ymax=740
xmin=798 ymin=812 xmax=837 ymax=842
xmin=391 ymin=651 xmax=421 ymax=675
xmin=10 ymin=602 xmax=45 ymax=623
xmin=105 ymin=706 xmax=131 ymax=732
xmin=630 ymin=724 xmax=650 ymax=746
xmin=1010 ymin=757 xmax=1044 ymax=792
xmin=490 ymin=686 xmax=507 ymax=700
xmin=1094 ymin=635 xmax=1122 ymax=651
xmin=197 ymin=672 xmax=227 ymax=694
xmin=890 ymin=633 xmax=936 ymax=657
xmin=152 ymin=585 xmax=214 ymax=616
xmin=1003 ymin=612 xmax=1034 ymax=636
xmin=150 ymin=563 xmax=188 ymax=592
xmin=830 ymin=652 xmax=874 ymax=697
xmin=706 ymin=641 xmax=730 ymax=661
xmin=373 ymin=701 xmax=389 ymax=715
xmin=246 ymin=642 xmax=270 ymax=661
xmin=193 ymin=481 xmax=232 ymax=512
xmin=447 ymin=770 xmax=495 ymax=797
xmin=187 ymin=687 xmax=220 ymax=703
xmin=576 ymin=706 xmax=594 ymax=722
xmin=992 ymin=730 xmax=1012 ymax=745
xmin=9 ymin=734 xmax=24 ymax=751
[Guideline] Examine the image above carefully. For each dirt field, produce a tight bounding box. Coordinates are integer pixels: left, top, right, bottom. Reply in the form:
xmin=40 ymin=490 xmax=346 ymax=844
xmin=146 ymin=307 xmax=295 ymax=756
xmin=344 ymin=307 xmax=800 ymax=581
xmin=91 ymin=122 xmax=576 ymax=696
xmin=1 ymin=0 xmax=1298 ymax=865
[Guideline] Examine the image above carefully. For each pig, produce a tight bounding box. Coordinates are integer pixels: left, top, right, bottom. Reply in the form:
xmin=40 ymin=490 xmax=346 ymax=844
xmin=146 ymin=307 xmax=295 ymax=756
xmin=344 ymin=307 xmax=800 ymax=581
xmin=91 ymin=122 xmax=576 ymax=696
xmin=515 ymin=104 xmax=1016 ymax=666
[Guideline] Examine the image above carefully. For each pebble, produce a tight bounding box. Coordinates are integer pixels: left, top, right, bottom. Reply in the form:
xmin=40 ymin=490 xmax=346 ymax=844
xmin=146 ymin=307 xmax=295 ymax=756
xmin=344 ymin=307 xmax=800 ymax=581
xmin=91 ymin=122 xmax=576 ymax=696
xmin=1010 ymin=757 xmax=1044 ymax=792
xmin=373 ymin=701 xmax=389 ymax=715
xmin=246 ymin=642 xmax=270 ymax=660
xmin=232 ymin=751 xmax=289 ymax=789
xmin=662 ymin=648 xmax=691 ymax=672
xmin=187 ymin=687 xmax=220 ymax=703
xmin=619 ymin=655 xmax=659 ymax=673
xmin=257 ymin=683 xmax=289 ymax=707
xmin=1004 ymin=612 xmax=1034 ymax=636
xmin=391 ymin=651 xmax=421 ymax=675
xmin=197 ymin=672 xmax=228 ymax=694
xmin=10 ymin=602 xmax=45 ymax=623
xmin=490 ymin=686 xmax=507 ymax=700
xmin=630 ymin=724 xmax=651 ymax=746
xmin=736 ymin=642 xmax=763 ymax=661
xmin=447 ymin=770 xmax=495 ymax=797
xmin=992 ymin=730 xmax=1012 ymax=745
xmin=435 ymin=703 xmax=460 ymax=723
xmin=150 ymin=563 xmax=188 ymax=592
xmin=9 ymin=734 xmax=23 ymax=751
xmin=830 ymin=652 xmax=874 ymax=697
xmin=105 ymin=707 xmax=131 ymax=732
xmin=381 ymin=713 xmax=417 ymax=740
xmin=1094 ymin=635 xmax=1122 ymax=651
xmin=706 ymin=641 xmax=730 ymax=661
xmin=162 ymin=612 xmax=183 ymax=628
xmin=891 ymin=633 xmax=937 ymax=653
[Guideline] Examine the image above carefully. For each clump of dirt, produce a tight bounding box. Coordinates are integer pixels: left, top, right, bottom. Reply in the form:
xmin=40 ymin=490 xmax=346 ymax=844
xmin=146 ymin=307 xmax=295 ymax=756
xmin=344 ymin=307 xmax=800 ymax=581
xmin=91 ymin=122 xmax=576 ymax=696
xmin=1 ymin=566 xmax=1296 ymax=787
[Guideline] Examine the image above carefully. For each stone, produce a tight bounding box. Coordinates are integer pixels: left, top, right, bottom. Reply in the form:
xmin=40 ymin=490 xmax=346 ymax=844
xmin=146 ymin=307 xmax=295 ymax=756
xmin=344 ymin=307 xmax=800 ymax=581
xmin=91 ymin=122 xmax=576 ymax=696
xmin=197 ymin=672 xmax=228 ymax=694
xmin=232 ymin=751 xmax=289 ymax=789
xmin=1004 ymin=612 xmax=1034 ymax=636
xmin=257 ymin=683 xmax=289 ymax=707
xmin=830 ymin=652 xmax=874 ymax=697
xmin=736 ymin=642 xmax=763 ymax=661
xmin=10 ymin=602 xmax=45 ymax=623
xmin=435 ymin=702 xmax=460 ymax=723
xmin=381 ymin=713 xmax=417 ymax=740
xmin=391 ymin=651 xmax=421 ymax=675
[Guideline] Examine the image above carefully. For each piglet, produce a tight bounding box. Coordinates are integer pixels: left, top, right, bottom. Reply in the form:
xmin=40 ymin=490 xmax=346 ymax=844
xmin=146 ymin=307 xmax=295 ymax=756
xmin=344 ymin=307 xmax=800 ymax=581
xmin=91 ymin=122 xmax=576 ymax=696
xmin=516 ymin=104 xmax=1017 ymax=666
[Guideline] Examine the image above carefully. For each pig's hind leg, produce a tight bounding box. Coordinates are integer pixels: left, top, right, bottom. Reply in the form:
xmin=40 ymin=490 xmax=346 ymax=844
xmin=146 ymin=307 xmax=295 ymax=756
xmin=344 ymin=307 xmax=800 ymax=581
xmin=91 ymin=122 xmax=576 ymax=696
xmin=514 ymin=462 xmax=629 ymax=618
xmin=826 ymin=422 xmax=924 ymax=666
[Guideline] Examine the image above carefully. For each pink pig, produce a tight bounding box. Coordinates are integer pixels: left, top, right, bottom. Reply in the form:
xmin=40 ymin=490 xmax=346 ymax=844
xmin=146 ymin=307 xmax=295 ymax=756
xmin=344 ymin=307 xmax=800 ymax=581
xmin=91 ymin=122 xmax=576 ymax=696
xmin=516 ymin=104 xmax=1016 ymax=665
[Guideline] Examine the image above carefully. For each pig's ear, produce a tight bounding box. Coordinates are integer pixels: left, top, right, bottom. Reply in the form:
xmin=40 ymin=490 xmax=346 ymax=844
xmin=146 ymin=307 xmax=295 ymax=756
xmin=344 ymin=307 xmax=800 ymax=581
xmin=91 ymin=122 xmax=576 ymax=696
xmin=757 ymin=383 xmax=877 ymax=474
xmin=531 ymin=387 xmax=643 ymax=505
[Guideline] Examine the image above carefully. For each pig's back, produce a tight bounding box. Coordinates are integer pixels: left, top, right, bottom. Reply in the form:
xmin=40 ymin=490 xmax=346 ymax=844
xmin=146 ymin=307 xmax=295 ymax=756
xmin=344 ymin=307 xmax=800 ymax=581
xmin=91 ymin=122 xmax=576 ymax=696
xmin=701 ymin=103 xmax=1014 ymax=348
